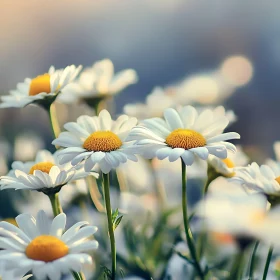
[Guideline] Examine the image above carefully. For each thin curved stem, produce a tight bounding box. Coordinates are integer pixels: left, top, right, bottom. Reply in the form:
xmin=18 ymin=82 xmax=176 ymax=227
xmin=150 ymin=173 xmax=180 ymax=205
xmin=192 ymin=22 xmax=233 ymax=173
xmin=48 ymin=103 xmax=61 ymax=139
xmin=48 ymin=193 xmax=86 ymax=280
xmin=248 ymin=241 xmax=260 ymax=279
xmin=103 ymin=172 xmax=117 ymax=280
xmin=229 ymin=250 xmax=245 ymax=280
xmin=181 ymin=159 xmax=205 ymax=279
xmin=262 ymin=245 xmax=273 ymax=280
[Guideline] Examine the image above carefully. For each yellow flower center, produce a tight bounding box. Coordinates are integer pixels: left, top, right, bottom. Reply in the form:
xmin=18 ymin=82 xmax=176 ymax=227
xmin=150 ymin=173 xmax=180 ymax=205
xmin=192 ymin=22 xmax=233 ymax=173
xmin=165 ymin=129 xmax=206 ymax=149
xmin=25 ymin=235 xmax=69 ymax=262
xmin=83 ymin=131 xmax=122 ymax=152
xmin=29 ymin=73 xmax=51 ymax=96
xmin=222 ymin=158 xmax=235 ymax=168
xmin=29 ymin=162 xmax=55 ymax=175
xmin=3 ymin=218 xmax=18 ymax=227
xmin=275 ymin=176 xmax=280 ymax=184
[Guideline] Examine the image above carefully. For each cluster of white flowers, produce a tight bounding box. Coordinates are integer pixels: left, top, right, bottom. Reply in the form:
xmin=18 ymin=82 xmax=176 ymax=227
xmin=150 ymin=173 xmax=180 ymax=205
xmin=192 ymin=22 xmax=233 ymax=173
xmin=0 ymin=57 xmax=279 ymax=280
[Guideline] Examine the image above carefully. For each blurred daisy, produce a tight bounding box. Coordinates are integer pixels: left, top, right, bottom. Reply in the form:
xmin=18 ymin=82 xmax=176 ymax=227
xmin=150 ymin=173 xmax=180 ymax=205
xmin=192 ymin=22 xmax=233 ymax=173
xmin=208 ymin=145 xmax=249 ymax=177
xmin=59 ymin=59 xmax=137 ymax=104
xmin=123 ymin=87 xmax=175 ymax=119
xmin=128 ymin=106 xmax=240 ymax=165
xmin=0 ymin=210 xmax=98 ymax=279
xmin=0 ymin=150 xmax=97 ymax=194
xmin=197 ymin=187 xmax=268 ymax=239
xmin=232 ymin=162 xmax=280 ymax=197
xmin=0 ymin=65 xmax=81 ymax=108
xmin=53 ymin=110 xmax=138 ymax=174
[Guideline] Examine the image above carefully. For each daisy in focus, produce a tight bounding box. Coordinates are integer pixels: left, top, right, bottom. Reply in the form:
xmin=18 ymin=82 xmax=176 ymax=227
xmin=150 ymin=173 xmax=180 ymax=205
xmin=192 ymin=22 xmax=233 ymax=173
xmin=0 ymin=65 xmax=82 ymax=108
xmin=208 ymin=145 xmax=249 ymax=178
xmin=0 ymin=210 xmax=98 ymax=280
xmin=0 ymin=150 xmax=97 ymax=194
xmin=128 ymin=106 xmax=240 ymax=165
xmin=232 ymin=162 xmax=280 ymax=199
xmin=58 ymin=59 xmax=138 ymax=104
xmin=53 ymin=110 xmax=138 ymax=173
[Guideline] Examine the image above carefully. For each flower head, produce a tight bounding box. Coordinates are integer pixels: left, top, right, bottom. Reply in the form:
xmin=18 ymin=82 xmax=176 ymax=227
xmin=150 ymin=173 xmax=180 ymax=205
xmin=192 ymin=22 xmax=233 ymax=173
xmin=0 ymin=65 xmax=81 ymax=108
xmin=208 ymin=145 xmax=249 ymax=177
xmin=128 ymin=106 xmax=240 ymax=165
xmin=0 ymin=210 xmax=98 ymax=280
xmin=52 ymin=110 xmax=138 ymax=173
xmin=232 ymin=162 xmax=280 ymax=197
xmin=0 ymin=150 xmax=97 ymax=194
xmin=58 ymin=59 xmax=138 ymax=104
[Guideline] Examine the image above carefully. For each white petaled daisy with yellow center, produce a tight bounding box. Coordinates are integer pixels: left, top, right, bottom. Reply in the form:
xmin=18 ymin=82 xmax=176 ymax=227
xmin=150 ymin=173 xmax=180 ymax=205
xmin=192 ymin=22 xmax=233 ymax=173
xmin=52 ymin=110 xmax=139 ymax=174
xmin=0 ymin=210 xmax=98 ymax=280
xmin=0 ymin=65 xmax=82 ymax=108
xmin=127 ymin=106 xmax=240 ymax=165
xmin=232 ymin=162 xmax=280 ymax=196
xmin=0 ymin=150 xmax=97 ymax=193
xmin=58 ymin=59 xmax=138 ymax=104
xmin=208 ymin=145 xmax=249 ymax=177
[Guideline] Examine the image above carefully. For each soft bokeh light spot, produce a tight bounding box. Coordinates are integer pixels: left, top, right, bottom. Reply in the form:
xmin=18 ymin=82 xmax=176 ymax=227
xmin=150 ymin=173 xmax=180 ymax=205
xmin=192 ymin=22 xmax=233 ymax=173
xmin=220 ymin=56 xmax=253 ymax=87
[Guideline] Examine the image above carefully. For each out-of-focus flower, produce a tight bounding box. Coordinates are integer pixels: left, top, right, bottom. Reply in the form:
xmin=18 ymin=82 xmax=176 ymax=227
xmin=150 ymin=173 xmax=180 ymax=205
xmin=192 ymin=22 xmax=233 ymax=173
xmin=0 ymin=65 xmax=81 ymax=108
xmin=0 ymin=210 xmax=98 ymax=279
xmin=53 ymin=110 xmax=138 ymax=174
xmin=0 ymin=150 xmax=97 ymax=194
xmin=208 ymin=145 xmax=249 ymax=177
xmin=232 ymin=162 xmax=280 ymax=198
xmin=123 ymin=87 xmax=175 ymax=119
xmin=14 ymin=132 xmax=44 ymax=161
xmin=128 ymin=106 xmax=240 ymax=165
xmin=197 ymin=186 xmax=268 ymax=240
xmin=59 ymin=59 xmax=138 ymax=104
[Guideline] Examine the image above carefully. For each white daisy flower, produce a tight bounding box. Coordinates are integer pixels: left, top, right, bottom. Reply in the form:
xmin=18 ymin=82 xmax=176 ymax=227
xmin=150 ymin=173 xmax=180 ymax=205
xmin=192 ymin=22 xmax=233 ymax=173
xmin=232 ymin=162 xmax=280 ymax=196
xmin=123 ymin=87 xmax=175 ymax=119
xmin=0 ymin=210 xmax=98 ymax=280
xmin=52 ymin=110 xmax=138 ymax=174
xmin=128 ymin=106 xmax=240 ymax=165
xmin=0 ymin=65 xmax=82 ymax=108
xmin=0 ymin=150 xmax=97 ymax=194
xmin=208 ymin=145 xmax=249 ymax=177
xmin=196 ymin=187 xmax=268 ymax=238
xmin=58 ymin=59 xmax=138 ymax=104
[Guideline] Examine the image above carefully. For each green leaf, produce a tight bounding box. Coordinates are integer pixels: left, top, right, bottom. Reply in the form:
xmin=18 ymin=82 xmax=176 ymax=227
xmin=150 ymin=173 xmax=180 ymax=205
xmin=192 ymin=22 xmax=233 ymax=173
xmin=113 ymin=215 xmax=123 ymax=231
xmin=111 ymin=208 xmax=119 ymax=223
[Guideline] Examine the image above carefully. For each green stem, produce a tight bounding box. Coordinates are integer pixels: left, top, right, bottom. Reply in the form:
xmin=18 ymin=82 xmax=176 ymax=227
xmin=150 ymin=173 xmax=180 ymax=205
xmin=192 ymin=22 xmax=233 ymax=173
xmin=203 ymin=169 xmax=219 ymax=196
xmin=47 ymin=103 xmax=61 ymax=139
xmin=229 ymin=250 xmax=245 ymax=280
xmin=181 ymin=159 xmax=205 ymax=279
xmin=48 ymin=193 xmax=85 ymax=280
xmin=262 ymin=246 xmax=273 ymax=280
xmin=248 ymin=241 xmax=260 ymax=280
xmin=103 ymin=173 xmax=117 ymax=280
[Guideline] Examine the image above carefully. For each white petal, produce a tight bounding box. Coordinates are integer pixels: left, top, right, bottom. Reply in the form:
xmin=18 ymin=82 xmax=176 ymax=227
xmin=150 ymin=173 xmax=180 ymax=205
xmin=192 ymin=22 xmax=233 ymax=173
xmin=181 ymin=151 xmax=195 ymax=166
xmin=164 ymin=108 xmax=183 ymax=130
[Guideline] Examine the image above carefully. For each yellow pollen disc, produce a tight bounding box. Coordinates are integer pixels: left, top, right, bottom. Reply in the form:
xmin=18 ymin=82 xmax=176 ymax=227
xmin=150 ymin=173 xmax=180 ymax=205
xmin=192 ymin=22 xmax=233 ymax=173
xmin=83 ymin=131 xmax=122 ymax=152
xmin=29 ymin=73 xmax=51 ymax=96
xmin=222 ymin=158 xmax=235 ymax=168
xmin=26 ymin=235 xmax=68 ymax=262
xmin=275 ymin=176 xmax=280 ymax=184
xmin=3 ymin=218 xmax=18 ymax=227
xmin=165 ymin=129 xmax=206 ymax=150
xmin=29 ymin=162 xmax=55 ymax=175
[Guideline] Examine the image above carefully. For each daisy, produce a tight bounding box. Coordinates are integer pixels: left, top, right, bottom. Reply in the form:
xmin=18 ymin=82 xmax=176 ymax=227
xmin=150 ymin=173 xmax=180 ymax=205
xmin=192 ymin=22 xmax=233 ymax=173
xmin=123 ymin=87 xmax=175 ymax=119
xmin=128 ymin=106 xmax=240 ymax=165
xmin=208 ymin=145 xmax=249 ymax=177
xmin=52 ymin=109 xmax=138 ymax=174
xmin=58 ymin=59 xmax=138 ymax=104
xmin=0 ymin=65 xmax=82 ymax=108
xmin=0 ymin=210 xmax=98 ymax=280
xmin=232 ymin=162 xmax=280 ymax=197
xmin=0 ymin=150 xmax=97 ymax=194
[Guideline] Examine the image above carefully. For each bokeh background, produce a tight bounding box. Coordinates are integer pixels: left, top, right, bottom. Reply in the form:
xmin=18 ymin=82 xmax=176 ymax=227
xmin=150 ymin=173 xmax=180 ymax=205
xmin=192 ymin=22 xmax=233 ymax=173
xmin=0 ymin=0 xmax=280 ymax=215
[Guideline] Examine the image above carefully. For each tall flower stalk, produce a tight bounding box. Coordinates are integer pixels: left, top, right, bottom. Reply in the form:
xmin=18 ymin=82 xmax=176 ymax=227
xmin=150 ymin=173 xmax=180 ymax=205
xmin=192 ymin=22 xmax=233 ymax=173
xmin=103 ymin=173 xmax=117 ymax=279
xmin=181 ymin=159 xmax=205 ymax=279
